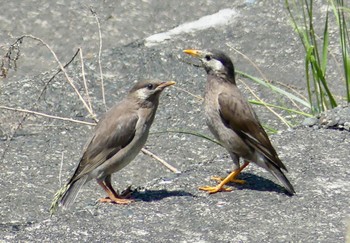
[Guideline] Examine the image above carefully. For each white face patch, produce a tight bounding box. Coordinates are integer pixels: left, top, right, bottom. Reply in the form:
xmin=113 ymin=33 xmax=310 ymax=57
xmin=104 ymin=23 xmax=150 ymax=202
xmin=205 ymin=59 xmax=225 ymax=72
xmin=135 ymin=88 xmax=150 ymax=100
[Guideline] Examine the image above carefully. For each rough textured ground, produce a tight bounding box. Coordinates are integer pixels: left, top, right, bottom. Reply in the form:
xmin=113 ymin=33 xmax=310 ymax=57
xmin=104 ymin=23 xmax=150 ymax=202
xmin=1 ymin=1 xmax=349 ymax=242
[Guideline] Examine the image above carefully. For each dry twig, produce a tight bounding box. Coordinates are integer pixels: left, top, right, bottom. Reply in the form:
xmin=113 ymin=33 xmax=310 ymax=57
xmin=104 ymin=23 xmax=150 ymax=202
xmin=142 ymin=148 xmax=181 ymax=173
xmin=0 ymin=45 xmax=81 ymax=161
xmin=90 ymin=7 xmax=106 ymax=111
xmin=1 ymin=32 xmax=179 ymax=174
xmin=0 ymin=106 xmax=96 ymax=126
xmin=237 ymin=79 xmax=292 ymax=128
xmin=78 ymin=48 xmax=93 ymax=112
xmin=11 ymin=35 xmax=96 ymax=118
xmin=1 ymin=104 xmax=180 ymax=174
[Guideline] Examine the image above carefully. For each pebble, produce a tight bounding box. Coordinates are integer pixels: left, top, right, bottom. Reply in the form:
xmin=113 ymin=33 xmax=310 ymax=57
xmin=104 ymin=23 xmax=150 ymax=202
xmin=301 ymin=104 xmax=350 ymax=130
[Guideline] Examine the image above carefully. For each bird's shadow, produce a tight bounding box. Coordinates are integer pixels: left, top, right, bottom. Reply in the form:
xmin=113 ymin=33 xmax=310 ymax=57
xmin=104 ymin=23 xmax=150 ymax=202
xmin=228 ymin=172 xmax=294 ymax=196
xmin=131 ymin=189 xmax=195 ymax=202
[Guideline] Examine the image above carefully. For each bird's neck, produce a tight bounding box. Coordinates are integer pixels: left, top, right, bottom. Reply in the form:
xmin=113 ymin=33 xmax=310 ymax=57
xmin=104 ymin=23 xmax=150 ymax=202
xmin=139 ymin=102 xmax=158 ymax=127
xmin=139 ymin=99 xmax=159 ymax=110
xmin=207 ymin=72 xmax=236 ymax=85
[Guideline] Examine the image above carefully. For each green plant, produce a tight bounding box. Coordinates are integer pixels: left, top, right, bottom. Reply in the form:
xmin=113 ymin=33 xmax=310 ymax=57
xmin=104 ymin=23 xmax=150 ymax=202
xmin=330 ymin=0 xmax=350 ymax=102
xmin=285 ymin=0 xmax=350 ymax=114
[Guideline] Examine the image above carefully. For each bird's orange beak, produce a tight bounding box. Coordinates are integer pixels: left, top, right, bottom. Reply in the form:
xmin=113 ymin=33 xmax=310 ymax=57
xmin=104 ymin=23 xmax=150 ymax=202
xmin=158 ymin=81 xmax=176 ymax=89
xmin=183 ymin=49 xmax=201 ymax=57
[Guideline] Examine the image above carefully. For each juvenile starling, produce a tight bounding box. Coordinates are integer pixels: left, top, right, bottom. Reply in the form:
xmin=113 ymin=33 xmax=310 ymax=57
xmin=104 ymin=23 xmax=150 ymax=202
xmin=50 ymin=80 xmax=175 ymax=214
xmin=183 ymin=49 xmax=295 ymax=195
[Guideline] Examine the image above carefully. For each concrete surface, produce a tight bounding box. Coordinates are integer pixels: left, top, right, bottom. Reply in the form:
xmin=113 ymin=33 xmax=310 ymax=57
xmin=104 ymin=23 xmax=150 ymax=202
xmin=1 ymin=0 xmax=349 ymax=242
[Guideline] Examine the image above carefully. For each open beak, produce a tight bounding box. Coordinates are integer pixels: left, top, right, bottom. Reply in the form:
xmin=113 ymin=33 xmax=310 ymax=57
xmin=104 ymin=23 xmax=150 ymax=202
xmin=183 ymin=49 xmax=202 ymax=58
xmin=157 ymin=81 xmax=176 ymax=89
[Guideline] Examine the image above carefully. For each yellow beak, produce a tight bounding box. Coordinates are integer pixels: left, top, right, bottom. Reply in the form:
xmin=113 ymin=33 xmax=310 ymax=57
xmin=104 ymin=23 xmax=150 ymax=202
xmin=183 ymin=49 xmax=201 ymax=57
xmin=158 ymin=81 xmax=176 ymax=89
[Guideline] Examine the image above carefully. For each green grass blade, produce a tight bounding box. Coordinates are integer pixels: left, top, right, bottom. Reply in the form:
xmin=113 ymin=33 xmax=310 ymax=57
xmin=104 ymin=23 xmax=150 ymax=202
xmin=236 ymin=70 xmax=311 ymax=109
xmin=312 ymin=59 xmax=338 ymax=108
xmin=337 ymin=0 xmax=350 ymax=101
xmin=151 ymin=130 xmax=223 ymax=147
xmin=305 ymin=45 xmax=316 ymax=113
xmin=321 ymin=9 xmax=329 ymax=73
xmin=285 ymin=0 xmax=307 ymax=51
xmin=345 ymin=53 xmax=350 ymax=101
xmin=249 ymin=99 xmax=313 ymax=117
xmin=262 ymin=125 xmax=279 ymax=134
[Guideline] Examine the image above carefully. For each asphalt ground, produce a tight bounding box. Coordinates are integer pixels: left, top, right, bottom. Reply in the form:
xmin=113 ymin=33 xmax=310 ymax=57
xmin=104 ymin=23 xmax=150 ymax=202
xmin=1 ymin=1 xmax=349 ymax=242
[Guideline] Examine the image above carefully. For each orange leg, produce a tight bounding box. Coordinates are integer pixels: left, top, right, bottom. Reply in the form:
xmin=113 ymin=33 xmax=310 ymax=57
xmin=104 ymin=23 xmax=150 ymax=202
xmin=97 ymin=179 xmax=133 ymax=205
xmin=199 ymin=161 xmax=250 ymax=194
xmin=211 ymin=176 xmax=246 ymax=184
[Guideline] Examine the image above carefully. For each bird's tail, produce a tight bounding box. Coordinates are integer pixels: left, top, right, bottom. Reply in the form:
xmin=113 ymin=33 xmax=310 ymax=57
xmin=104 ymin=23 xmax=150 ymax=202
xmin=267 ymin=164 xmax=295 ymax=195
xmin=49 ymin=175 xmax=87 ymax=216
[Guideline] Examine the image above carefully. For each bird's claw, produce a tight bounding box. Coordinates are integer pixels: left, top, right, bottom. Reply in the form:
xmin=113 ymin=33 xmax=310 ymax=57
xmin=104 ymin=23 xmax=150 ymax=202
xmin=210 ymin=176 xmax=246 ymax=184
xmin=199 ymin=185 xmax=233 ymax=194
xmin=120 ymin=185 xmax=134 ymax=198
xmin=99 ymin=197 xmax=134 ymax=205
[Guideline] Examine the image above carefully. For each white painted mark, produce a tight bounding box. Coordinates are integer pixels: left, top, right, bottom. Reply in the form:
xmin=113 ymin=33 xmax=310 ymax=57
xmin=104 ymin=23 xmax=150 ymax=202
xmin=144 ymin=8 xmax=239 ymax=47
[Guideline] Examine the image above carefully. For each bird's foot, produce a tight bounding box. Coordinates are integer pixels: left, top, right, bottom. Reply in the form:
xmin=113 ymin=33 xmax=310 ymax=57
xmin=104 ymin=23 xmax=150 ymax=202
xmin=99 ymin=197 xmax=134 ymax=205
xmin=99 ymin=186 xmax=134 ymax=205
xmin=199 ymin=185 xmax=233 ymax=194
xmin=211 ymin=176 xmax=246 ymax=185
xmin=120 ymin=185 xmax=133 ymax=198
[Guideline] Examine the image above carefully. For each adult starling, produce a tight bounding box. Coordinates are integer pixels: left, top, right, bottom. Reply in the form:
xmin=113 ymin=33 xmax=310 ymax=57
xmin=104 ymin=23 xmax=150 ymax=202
xmin=50 ymin=80 xmax=175 ymax=213
xmin=183 ymin=49 xmax=295 ymax=195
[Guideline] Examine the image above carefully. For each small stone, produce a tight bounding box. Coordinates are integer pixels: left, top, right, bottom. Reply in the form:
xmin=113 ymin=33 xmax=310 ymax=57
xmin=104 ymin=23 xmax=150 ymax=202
xmin=0 ymin=128 xmax=7 ymax=141
xmin=312 ymin=125 xmax=320 ymax=130
xmin=338 ymin=118 xmax=345 ymax=125
xmin=302 ymin=117 xmax=318 ymax=126
xmin=319 ymin=116 xmax=328 ymax=125
xmin=326 ymin=119 xmax=339 ymax=127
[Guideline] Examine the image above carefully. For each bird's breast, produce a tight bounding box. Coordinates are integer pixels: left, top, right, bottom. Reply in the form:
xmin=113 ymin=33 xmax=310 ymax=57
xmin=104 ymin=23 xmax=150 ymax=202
xmin=204 ymin=89 xmax=222 ymax=139
xmin=91 ymin=116 xmax=151 ymax=179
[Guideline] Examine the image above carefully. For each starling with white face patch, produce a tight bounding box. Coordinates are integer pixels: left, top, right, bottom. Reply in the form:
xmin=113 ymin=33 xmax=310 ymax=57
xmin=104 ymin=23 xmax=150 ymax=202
xmin=183 ymin=49 xmax=295 ymax=195
xmin=50 ymin=80 xmax=175 ymax=214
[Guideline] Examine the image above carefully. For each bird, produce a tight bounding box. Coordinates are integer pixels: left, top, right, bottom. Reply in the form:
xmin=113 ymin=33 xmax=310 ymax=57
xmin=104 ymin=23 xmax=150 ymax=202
xmin=50 ymin=80 xmax=175 ymax=214
xmin=183 ymin=49 xmax=295 ymax=195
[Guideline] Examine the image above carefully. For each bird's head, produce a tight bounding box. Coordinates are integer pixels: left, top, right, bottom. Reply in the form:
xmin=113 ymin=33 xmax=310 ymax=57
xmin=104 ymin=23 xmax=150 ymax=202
xmin=183 ymin=49 xmax=235 ymax=83
xmin=129 ymin=80 xmax=175 ymax=107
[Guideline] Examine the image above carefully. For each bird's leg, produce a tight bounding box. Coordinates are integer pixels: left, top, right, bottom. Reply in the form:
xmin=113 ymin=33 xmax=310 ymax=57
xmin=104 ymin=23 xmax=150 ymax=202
xmin=211 ymin=154 xmax=247 ymax=184
xmin=211 ymin=175 xmax=246 ymax=184
xmin=104 ymin=176 xmax=134 ymax=198
xmin=104 ymin=176 xmax=134 ymax=201
xmin=199 ymin=161 xmax=250 ymax=194
xmin=97 ymin=177 xmax=133 ymax=205
xmin=119 ymin=185 xmax=133 ymax=198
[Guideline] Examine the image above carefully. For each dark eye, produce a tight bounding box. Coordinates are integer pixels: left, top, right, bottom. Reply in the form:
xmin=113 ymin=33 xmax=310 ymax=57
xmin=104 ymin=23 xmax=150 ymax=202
xmin=146 ymin=83 xmax=153 ymax=90
xmin=205 ymin=55 xmax=211 ymax=61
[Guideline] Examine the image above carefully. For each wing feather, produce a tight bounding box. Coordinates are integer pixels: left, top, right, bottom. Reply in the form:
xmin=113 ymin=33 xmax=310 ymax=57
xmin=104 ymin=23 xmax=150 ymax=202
xmin=69 ymin=101 xmax=139 ymax=183
xmin=218 ymin=91 xmax=287 ymax=171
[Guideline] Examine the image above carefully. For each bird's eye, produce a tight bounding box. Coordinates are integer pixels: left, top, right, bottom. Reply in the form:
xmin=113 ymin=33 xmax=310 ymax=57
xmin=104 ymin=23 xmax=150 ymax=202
xmin=205 ymin=55 xmax=211 ymax=61
xmin=146 ymin=83 xmax=153 ymax=90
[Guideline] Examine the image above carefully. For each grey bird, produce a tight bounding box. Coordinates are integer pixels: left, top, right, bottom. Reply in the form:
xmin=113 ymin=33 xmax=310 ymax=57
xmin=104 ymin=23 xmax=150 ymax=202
xmin=183 ymin=49 xmax=295 ymax=195
xmin=50 ymin=80 xmax=175 ymax=214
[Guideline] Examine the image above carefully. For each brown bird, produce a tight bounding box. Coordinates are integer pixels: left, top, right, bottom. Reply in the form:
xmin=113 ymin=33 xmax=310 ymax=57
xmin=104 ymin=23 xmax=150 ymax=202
xmin=183 ymin=49 xmax=295 ymax=195
xmin=50 ymin=80 xmax=175 ymax=214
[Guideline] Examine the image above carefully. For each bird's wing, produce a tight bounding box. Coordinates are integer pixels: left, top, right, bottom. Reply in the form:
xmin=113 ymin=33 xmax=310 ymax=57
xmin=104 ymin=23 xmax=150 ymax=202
xmin=218 ymin=91 xmax=287 ymax=171
xmin=69 ymin=103 xmax=139 ymax=182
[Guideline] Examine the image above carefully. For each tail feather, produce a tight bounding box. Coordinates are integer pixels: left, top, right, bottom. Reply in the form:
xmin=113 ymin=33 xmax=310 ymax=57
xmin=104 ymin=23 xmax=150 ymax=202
xmin=50 ymin=175 xmax=88 ymax=216
xmin=268 ymin=164 xmax=295 ymax=195
xmin=252 ymin=152 xmax=295 ymax=194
